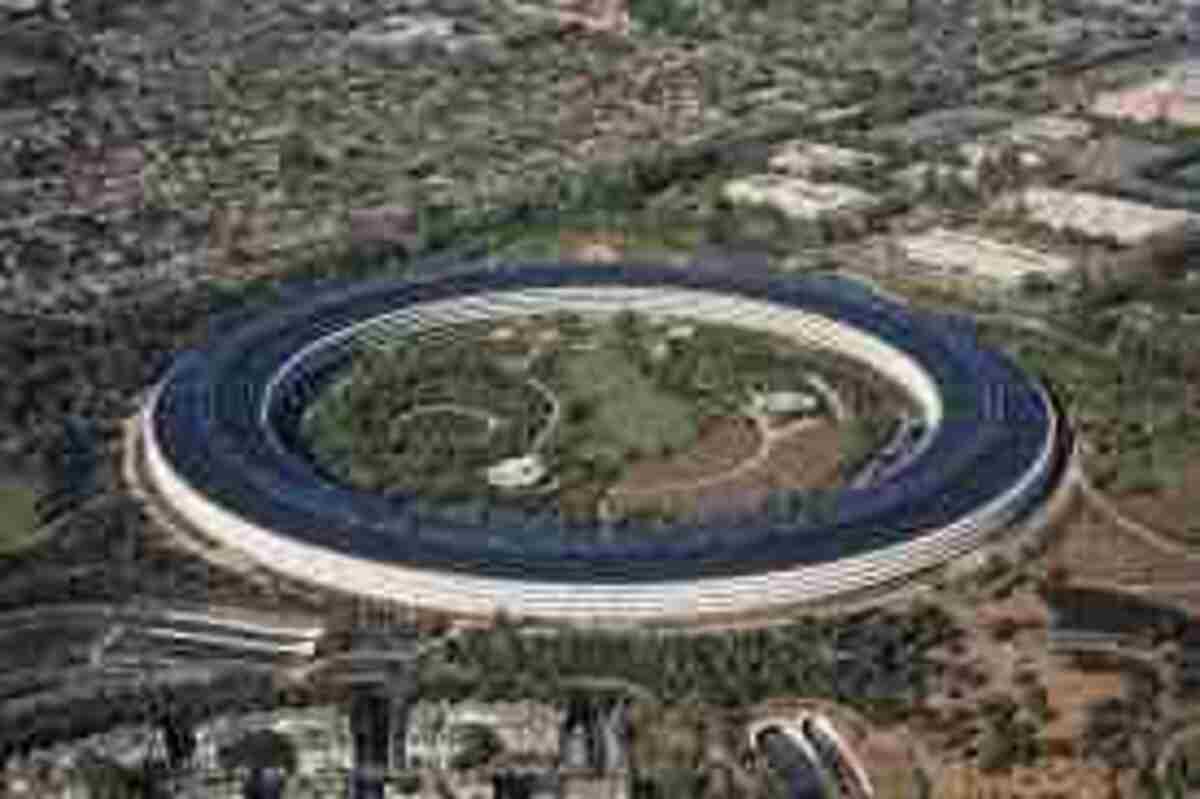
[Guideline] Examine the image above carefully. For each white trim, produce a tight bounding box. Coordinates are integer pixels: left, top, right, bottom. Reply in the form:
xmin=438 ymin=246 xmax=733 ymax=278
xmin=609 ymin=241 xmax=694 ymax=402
xmin=141 ymin=287 xmax=1058 ymax=624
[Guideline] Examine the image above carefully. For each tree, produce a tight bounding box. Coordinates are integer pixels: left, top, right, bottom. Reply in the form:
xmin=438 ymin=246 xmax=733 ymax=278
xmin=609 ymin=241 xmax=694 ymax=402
xmin=450 ymin=723 xmax=503 ymax=770
xmin=1019 ymin=270 xmax=1056 ymax=297
xmin=219 ymin=729 xmax=298 ymax=774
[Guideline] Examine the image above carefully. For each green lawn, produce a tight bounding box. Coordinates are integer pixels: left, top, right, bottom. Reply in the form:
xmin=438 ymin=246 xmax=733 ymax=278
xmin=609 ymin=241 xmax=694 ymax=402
xmin=558 ymin=342 xmax=700 ymax=463
xmin=0 ymin=481 xmax=42 ymax=556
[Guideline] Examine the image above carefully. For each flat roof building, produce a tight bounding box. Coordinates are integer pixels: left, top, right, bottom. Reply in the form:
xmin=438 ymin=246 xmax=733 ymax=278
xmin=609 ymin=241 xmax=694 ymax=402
xmin=896 ymin=227 xmax=1074 ymax=291
xmin=768 ymin=141 xmax=883 ymax=176
xmin=995 ymin=188 xmax=1200 ymax=246
xmin=723 ymin=175 xmax=878 ymax=220
xmin=1091 ymin=61 xmax=1200 ymax=127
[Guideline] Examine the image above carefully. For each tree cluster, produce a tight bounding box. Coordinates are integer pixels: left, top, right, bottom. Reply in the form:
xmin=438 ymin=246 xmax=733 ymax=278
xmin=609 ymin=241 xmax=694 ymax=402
xmin=420 ymin=603 xmax=960 ymax=723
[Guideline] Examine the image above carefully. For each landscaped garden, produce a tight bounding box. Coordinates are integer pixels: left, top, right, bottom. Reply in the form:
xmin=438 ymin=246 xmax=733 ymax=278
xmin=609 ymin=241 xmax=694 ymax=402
xmin=301 ymin=310 xmax=909 ymax=527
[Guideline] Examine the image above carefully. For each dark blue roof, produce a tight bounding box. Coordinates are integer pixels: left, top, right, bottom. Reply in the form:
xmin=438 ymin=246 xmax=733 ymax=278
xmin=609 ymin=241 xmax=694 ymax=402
xmin=152 ymin=262 xmax=1055 ymax=583
xmin=758 ymin=730 xmax=828 ymax=799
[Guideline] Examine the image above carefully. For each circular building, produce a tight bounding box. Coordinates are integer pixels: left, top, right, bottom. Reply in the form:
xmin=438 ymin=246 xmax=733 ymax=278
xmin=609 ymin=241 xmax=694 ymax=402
xmin=141 ymin=262 xmax=1061 ymax=624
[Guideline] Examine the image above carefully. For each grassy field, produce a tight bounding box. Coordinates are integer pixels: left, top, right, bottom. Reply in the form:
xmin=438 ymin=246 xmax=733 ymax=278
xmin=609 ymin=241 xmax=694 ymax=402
xmin=558 ymin=338 xmax=701 ymax=464
xmin=304 ymin=310 xmax=908 ymax=526
xmin=0 ymin=480 xmax=42 ymax=557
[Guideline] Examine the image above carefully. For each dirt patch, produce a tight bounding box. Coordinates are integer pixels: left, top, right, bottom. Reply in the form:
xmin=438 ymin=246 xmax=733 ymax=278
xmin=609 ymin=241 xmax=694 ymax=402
xmin=615 ymin=416 xmax=760 ymax=490
xmin=610 ymin=418 xmax=843 ymax=519
xmin=1046 ymin=504 xmax=1200 ymax=615
xmin=1042 ymin=666 xmax=1126 ymax=747
xmin=560 ymin=229 xmax=628 ymax=262
xmin=931 ymin=759 xmax=1121 ymax=799
xmin=857 ymin=729 xmax=920 ymax=799
xmin=758 ymin=421 xmax=843 ymax=491
xmin=1112 ymin=459 xmax=1200 ymax=546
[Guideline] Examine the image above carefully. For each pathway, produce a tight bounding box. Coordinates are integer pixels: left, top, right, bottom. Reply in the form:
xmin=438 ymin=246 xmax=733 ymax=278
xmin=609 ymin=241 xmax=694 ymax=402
xmin=611 ymin=414 xmax=819 ymax=498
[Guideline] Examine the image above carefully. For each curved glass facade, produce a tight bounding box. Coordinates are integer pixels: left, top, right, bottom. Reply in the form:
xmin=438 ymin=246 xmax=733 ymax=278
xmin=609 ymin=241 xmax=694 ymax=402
xmin=149 ymin=263 xmax=1056 ymax=586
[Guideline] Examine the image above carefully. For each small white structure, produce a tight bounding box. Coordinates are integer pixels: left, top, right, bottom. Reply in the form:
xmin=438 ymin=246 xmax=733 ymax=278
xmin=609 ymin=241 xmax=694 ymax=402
xmin=664 ymin=323 xmax=695 ymax=340
xmin=722 ymin=175 xmax=877 ymax=220
xmin=752 ymin=390 xmax=821 ymax=416
xmin=486 ymin=455 xmax=547 ymax=489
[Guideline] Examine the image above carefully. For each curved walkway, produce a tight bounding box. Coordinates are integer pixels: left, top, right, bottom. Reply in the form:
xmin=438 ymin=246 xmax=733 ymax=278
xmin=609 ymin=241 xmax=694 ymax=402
xmin=394 ymin=376 xmax=561 ymax=455
xmin=394 ymin=404 xmax=502 ymax=432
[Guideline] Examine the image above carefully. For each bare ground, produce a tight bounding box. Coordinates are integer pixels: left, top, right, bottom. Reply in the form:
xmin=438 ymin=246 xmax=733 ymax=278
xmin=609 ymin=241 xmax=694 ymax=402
xmin=931 ymin=759 xmax=1123 ymax=799
xmin=1046 ymin=502 xmax=1200 ymax=615
xmin=609 ymin=417 xmax=842 ymax=519
xmin=1111 ymin=459 xmax=1200 ymax=547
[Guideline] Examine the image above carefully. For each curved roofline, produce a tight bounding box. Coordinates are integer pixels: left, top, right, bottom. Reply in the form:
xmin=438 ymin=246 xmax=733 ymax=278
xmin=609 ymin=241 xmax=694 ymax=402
xmin=148 ymin=263 xmax=1055 ymax=587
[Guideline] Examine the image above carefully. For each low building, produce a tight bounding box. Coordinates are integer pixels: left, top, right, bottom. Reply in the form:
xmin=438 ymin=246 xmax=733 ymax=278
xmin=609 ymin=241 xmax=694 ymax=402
xmin=486 ymin=455 xmax=548 ymax=490
xmin=768 ymin=141 xmax=882 ymax=177
xmin=895 ymin=227 xmax=1075 ymax=293
xmin=752 ymin=391 xmax=821 ymax=416
xmin=1091 ymin=61 xmax=1200 ymax=127
xmin=892 ymin=225 xmax=1080 ymax=293
xmin=995 ymin=187 xmax=1200 ymax=247
xmin=1002 ymin=114 xmax=1095 ymax=148
xmin=722 ymin=175 xmax=878 ymax=221
xmin=957 ymin=114 xmax=1094 ymax=173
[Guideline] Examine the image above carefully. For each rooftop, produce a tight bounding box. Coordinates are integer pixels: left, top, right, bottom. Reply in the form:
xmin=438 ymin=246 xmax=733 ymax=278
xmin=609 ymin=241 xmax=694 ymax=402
xmin=722 ymin=175 xmax=877 ymax=220
xmin=897 ymin=227 xmax=1074 ymax=284
xmin=996 ymin=188 xmax=1199 ymax=246
xmin=768 ymin=141 xmax=883 ymax=176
